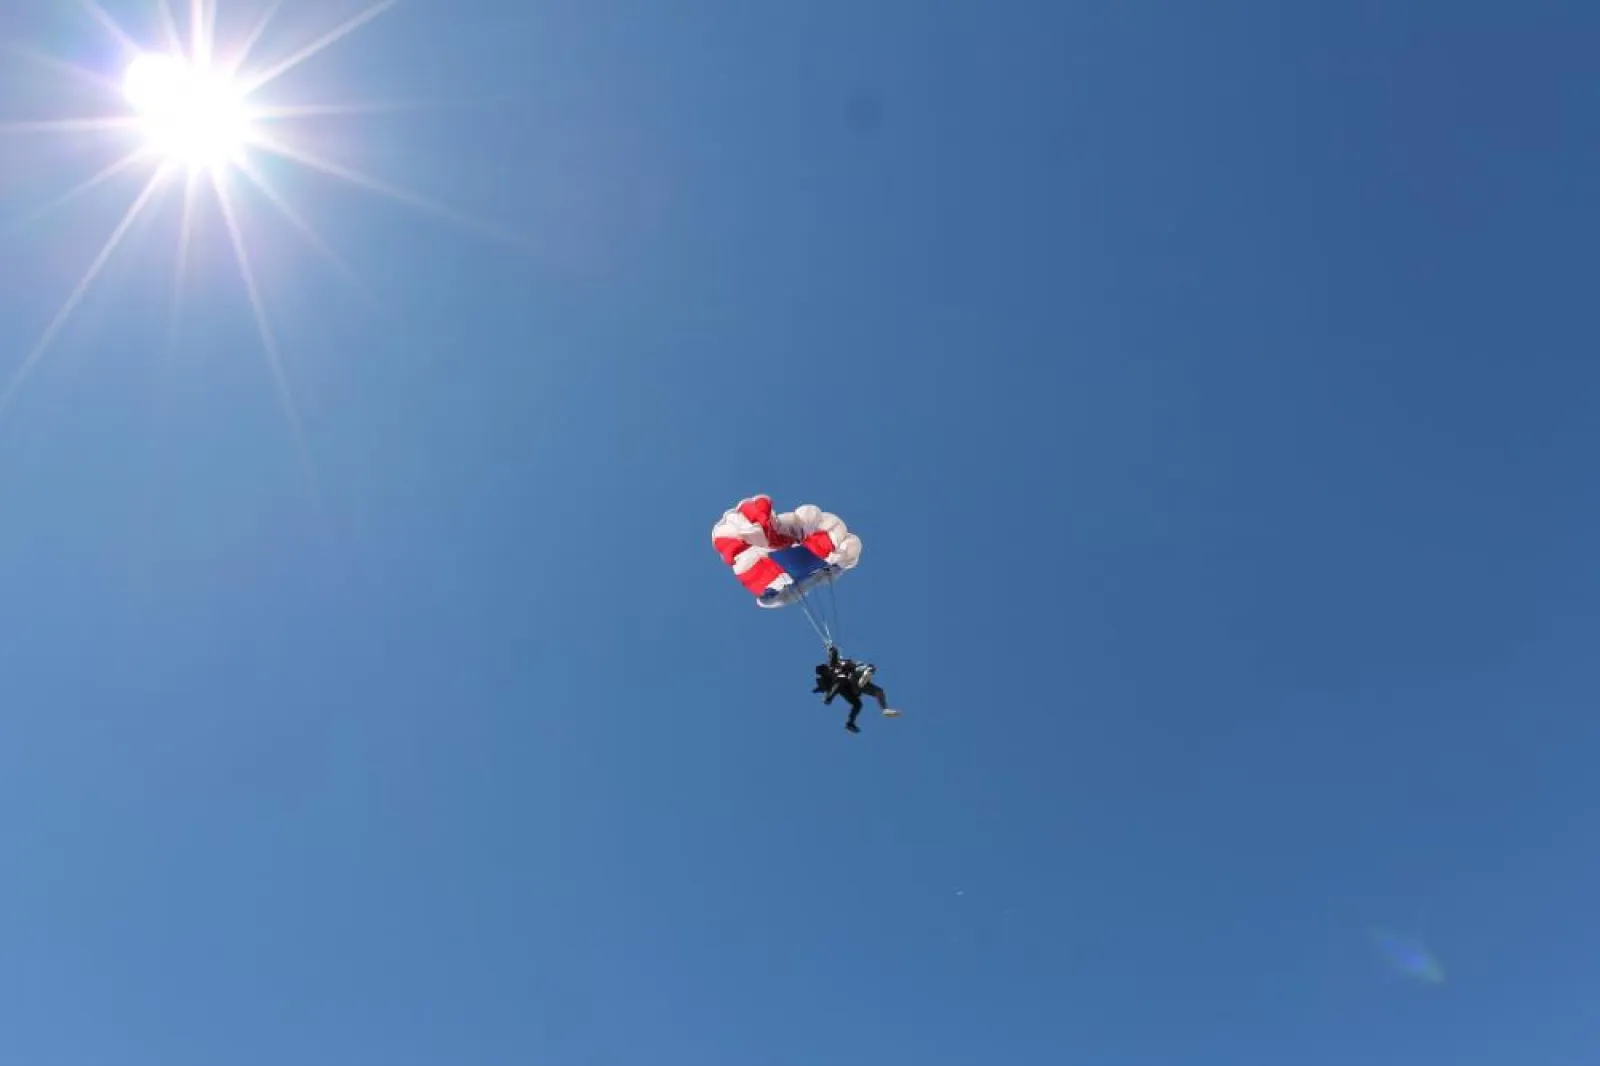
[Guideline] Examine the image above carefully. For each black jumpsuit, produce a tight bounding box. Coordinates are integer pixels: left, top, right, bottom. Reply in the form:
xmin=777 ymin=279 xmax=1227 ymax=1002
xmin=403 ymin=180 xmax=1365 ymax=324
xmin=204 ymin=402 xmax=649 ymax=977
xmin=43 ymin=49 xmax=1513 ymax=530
xmin=818 ymin=653 xmax=888 ymax=730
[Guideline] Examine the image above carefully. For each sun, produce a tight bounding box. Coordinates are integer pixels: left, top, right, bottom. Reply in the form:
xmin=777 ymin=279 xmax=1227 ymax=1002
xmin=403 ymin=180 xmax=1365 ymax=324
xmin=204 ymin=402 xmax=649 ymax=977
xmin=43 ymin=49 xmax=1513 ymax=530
xmin=0 ymin=0 xmax=516 ymax=454
xmin=122 ymin=52 xmax=251 ymax=174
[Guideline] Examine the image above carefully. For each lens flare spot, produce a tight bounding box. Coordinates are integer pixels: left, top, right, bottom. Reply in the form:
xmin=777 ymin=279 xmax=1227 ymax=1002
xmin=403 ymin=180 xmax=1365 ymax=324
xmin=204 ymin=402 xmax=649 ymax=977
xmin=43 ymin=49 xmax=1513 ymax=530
xmin=1371 ymin=928 xmax=1444 ymax=984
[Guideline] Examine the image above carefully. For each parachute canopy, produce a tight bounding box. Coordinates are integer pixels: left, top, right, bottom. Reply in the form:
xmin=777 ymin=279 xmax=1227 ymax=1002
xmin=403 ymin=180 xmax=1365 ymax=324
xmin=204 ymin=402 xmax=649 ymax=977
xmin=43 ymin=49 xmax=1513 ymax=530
xmin=711 ymin=494 xmax=861 ymax=609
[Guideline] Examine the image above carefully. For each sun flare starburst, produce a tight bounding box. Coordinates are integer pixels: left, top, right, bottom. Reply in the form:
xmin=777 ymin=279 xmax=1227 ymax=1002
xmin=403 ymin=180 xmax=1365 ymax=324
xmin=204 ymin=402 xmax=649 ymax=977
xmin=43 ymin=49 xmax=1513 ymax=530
xmin=0 ymin=0 xmax=512 ymax=482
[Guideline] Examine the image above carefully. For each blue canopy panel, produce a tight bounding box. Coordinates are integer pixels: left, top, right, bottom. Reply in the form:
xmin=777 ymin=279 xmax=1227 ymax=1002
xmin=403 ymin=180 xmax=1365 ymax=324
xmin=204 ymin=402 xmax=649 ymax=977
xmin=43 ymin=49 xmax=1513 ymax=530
xmin=755 ymin=546 xmax=840 ymax=607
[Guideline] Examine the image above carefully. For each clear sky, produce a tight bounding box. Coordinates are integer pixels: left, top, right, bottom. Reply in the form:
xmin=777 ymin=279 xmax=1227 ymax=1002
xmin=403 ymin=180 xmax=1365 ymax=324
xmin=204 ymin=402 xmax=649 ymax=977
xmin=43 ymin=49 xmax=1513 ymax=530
xmin=0 ymin=1 xmax=1596 ymax=1064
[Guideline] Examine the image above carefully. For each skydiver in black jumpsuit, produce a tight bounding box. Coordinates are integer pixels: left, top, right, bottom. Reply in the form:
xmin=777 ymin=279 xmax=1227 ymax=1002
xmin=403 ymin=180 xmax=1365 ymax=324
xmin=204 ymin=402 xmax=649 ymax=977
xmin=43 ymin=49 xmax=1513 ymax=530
xmin=814 ymin=645 xmax=892 ymax=733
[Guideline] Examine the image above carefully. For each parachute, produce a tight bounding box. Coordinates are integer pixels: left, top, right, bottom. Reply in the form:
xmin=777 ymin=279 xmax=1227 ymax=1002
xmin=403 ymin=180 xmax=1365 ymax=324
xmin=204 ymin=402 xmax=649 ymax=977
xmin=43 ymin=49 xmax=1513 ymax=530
xmin=711 ymin=494 xmax=861 ymax=646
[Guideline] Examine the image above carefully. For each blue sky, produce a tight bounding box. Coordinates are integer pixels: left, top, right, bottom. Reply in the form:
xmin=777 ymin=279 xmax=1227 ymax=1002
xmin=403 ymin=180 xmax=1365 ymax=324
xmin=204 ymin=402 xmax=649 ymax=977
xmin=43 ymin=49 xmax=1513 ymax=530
xmin=0 ymin=1 xmax=1596 ymax=1063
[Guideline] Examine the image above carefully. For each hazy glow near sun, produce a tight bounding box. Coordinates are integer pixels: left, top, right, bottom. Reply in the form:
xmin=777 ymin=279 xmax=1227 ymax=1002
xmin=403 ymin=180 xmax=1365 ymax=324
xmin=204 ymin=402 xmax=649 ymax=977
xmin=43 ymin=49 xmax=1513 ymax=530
xmin=122 ymin=52 xmax=249 ymax=171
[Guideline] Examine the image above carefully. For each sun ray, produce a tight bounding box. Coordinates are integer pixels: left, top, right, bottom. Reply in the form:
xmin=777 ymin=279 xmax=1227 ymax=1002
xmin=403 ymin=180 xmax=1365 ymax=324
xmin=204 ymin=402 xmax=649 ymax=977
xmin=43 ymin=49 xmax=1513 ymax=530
xmin=233 ymin=158 xmax=373 ymax=303
xmin=76 ymin=0 xmax=143 ymax=59
xmin=0 ymin=167 xmax=172 ymax=418
xmin=204 ymin=0 xmax=224 ymax=67
xmin=166 ymin=169 xmax=203 ymax=347
xmin=214 ymin=180 xmax=319 ymax=497
xmin=239 ymin=0 xmax=396 ymax=97
xmin=0 ymin=41 xmax=123 ymax=96
xmin=249 ymin=133 xmax=524 ymax=247
xmin=0 ymin=116 xmax=138 ymax=135
xmin=154 ymin=0 xmax=186 ymax=56
xmin=225 ymin=0 xmax=287 ymax=80
xmin=4 ymin=150 xmax=147 ymax=235
xmin=189 ymin=0 xmax=211 ymax=68
xmin=248 ymin=99 xmax=429 ymax=121
xmin=216 ymin=177 xmax=324 ymax=515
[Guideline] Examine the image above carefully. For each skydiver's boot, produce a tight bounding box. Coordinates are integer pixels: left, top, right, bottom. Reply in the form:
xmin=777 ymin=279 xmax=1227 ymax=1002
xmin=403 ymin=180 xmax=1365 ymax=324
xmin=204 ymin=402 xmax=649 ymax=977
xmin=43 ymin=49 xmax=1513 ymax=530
xmin=845 ymin=710 xmax=860 ymax=734
xmin=845 ymin=721 xmax=860 ymax=734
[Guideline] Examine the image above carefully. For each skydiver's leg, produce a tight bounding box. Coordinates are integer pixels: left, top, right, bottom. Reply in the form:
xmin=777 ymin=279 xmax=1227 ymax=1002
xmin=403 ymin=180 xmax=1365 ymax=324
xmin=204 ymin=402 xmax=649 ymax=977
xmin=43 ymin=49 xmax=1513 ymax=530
xmin=842 ymin=690 xmax=863 ymax=732
xmin=860 ymin=681 xmax=888 ymax=711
